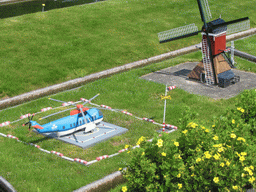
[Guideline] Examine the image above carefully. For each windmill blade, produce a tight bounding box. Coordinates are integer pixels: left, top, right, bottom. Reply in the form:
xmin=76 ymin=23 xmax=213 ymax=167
xmin=197 ymin=0 xmax=212 ymax=23
xmin=210 ymin=17 xmax=249 ymax=30
xmin=201 ymin=37 xmax=215 ymax=85
xmin=226 ymin=19 xmax=250 ymax=35
xmin=158 ymin=23 xmax=200 ymax=43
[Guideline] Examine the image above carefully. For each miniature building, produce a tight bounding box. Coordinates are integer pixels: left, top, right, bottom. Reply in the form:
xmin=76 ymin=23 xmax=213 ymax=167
xmin=188 ymin=18 xmax=239 ymax=86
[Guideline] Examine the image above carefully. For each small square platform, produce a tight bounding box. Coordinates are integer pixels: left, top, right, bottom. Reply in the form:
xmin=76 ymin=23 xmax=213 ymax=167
xmin=34 ymin=121 xmax=128 ymax=149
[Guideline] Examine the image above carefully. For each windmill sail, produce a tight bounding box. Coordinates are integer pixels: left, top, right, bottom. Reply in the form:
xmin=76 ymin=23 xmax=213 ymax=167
xmin=226 ymin=19 xmax=250 ymax=35
xmin=158 ymin=23 xmax=199 ymax=43
xmin=201 ymin=0 xmax=212 ymax=22
xmin=202 ymin=38 xmax=215 ymax=85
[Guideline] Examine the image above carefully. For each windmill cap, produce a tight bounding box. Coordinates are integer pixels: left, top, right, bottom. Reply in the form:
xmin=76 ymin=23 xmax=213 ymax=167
xmin=207 ymin=18 xmax=227 ymax=34
xmin=77 ymin=104 xmax=83 ymax=109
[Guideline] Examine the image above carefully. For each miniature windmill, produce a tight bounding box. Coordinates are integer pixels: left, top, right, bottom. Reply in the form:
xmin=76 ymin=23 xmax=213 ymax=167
xmin=158 ymin=0 xmax=250 ymax=86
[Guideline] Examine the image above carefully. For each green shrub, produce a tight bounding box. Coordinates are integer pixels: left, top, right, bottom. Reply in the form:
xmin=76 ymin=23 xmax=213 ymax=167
xmin=121 ymin=90 xmax=256 ymax=191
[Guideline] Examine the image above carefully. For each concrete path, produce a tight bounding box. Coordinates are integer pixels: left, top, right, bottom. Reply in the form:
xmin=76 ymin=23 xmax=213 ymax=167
xmin=141 ymin=62 xmax=256 ymax=100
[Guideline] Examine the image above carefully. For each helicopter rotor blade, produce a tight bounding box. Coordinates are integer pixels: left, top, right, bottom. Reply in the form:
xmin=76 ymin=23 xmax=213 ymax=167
xmin=40 ymin=107 xmax=76 ymax=120
xmin=82 ymin=93 xmax=100 ymax=106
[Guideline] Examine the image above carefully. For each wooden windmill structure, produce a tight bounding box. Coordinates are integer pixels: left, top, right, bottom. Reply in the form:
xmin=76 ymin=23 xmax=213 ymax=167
xmin=158 ymin=0 xmax=250 ymax=87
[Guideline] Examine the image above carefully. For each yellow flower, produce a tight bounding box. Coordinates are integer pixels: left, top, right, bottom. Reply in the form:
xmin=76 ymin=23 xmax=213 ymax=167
xmin=213 ymin=154 xmax=220 ymax=160
xmin=161 ymin=152 xmax=166 ymax=156
xmin=122 ymin=186 xmax=128 ymax=192
xmin=119 ymin=168 xmax=122 ymax=171
xmin=226 ymin=161 xmax=231 ymax=166
xmin=218 ymin=147 xmax=224 ymax=153
xmin=125 ymin=145 xmax=130 ymax=149
xmin=196 ymin=158 xmax=202 ymax=163
xmin=237 ymin=107 xmax=241 ymax=111
xmin=250 ymin=166 xmax=254 ymax=170
xmin=178 ymin=183 xmax=182 ymax=189
xmin=244 ymin=167 xmax=250 ymax=172
xmin=220 ymin=163 xmax=225 ymax=167
xmin=249 ymin=176 xmax=255 ymax=183
xmin=241 ymin=173 xmax=246 ymax=177
xmin=212 ymin=125 xmax=216 ymax=128
xmin=177 ymin=173 xmax=181 ymax=178
xmin=213 ymin=135 xmax=219 ymax=140
xmin=182 ymin=130 xmax=188 ymax=134
xmin=213 ymin=177 xmax=219 ymax=183
xmin=237 ymin=137 xmax=246 ymax=142
xmin=230 ymin=133 xmax=236 ymax=139
xmin=136 ymin=136 xmax=146 ymax=146
xmin=232 ymin=186 xmax=238 ymax=190
xmin=142 ymin=152 xmax=145 ymax=156
xmin=239 ymin=156 xmax=245 ymax=162
xmin=156 ymin=139 xmax=163 ymax=147
xmin=191 ymin=173 xmax=195 ymax=177
xmin=241 ymin=152 xmax=247 ymax=156
xmin=232 ymin=119 xmax=235 ymax=124
xmin=241 ymin=108 xmax=245 ymax=113
xmin=205 ymin=129 xmax=209 ymax=133
xmin=248 ymin=170 xmax=253 ymax=176
xmin=174 ymin=142 xmax=179 ymax=147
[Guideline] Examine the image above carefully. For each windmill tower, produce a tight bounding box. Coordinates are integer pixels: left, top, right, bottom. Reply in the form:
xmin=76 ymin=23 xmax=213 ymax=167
xmin=158 ymin=0 xmax=250 ymax=87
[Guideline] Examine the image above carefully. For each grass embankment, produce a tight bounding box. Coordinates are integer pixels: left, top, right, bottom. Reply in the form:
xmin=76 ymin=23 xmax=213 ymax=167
xmin=1 ymin=0 xmax=255 ymax=99
xmin=1 ymin=51 xmax=254 ymax=191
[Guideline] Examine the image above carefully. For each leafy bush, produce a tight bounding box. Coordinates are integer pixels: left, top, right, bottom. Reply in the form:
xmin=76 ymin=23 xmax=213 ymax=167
xmin=121 ymin=89 xmax=256 ymax=191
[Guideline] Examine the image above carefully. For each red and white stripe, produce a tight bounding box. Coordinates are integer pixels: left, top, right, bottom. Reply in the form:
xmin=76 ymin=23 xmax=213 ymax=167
xmin=62 ymin=101 xmax=74 ymax=107
xmin=121 ymin=111 xmax=133 ymax=116
xmin=30 ymin=143 xmax=40 ymax=148
xmin=41 ymin=107 xmax=52 ymax=112
xmin=167 ymin=86 xmax=176 ymax=91
xmin=51 ymin=151 xmax=63 ymax=157
xmin=74 ymin=158 xmax=88 ymax=165
xmin=0 ymin=121 xmax=10 ymax=127
xmin=162 ymin=123 xmax=166 ymax=132
xmin=118 ymin=148 xmax=128 ymax=153
xmin=101 ymin=105 xmax=112 ymax=109
xmin=164 ymin=124 xmax=178 ymax=129
xmin=96 ymin=155 xmax=109 ymax=161
xmin=20 ymin=113 xmax=31 ymax=119
xmin=80 ymin=98 xmax=91 ymax=103
xmin=7 ymin=134 xmax=19 ymax=140
xmin=143 ymin=118 xmax=155 ymax=123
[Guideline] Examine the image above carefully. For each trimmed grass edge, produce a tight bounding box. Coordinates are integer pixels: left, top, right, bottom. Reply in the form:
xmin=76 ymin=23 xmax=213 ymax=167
xmin=0 ymin=28 xmax=255 ymax=110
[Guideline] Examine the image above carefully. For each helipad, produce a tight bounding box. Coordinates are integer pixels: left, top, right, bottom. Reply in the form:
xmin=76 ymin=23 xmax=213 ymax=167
xmin=34 ymin=121 xmax=128 ymax=148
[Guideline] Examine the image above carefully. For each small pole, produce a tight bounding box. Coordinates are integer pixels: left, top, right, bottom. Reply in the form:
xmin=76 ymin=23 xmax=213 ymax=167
xmin=42 ymin=4 xmax=45 ymax=12
xmin=231 ymin=41 xmax=235 ymax=65
xmin=162 ymin=85 xmax=167 ymax=131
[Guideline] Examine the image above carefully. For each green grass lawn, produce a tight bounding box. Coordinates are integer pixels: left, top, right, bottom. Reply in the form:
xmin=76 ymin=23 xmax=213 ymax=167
xmin=1 ymin=50 xmax=255 ymax=191
xmin=0 ymin=0 xmax=255 ymax=99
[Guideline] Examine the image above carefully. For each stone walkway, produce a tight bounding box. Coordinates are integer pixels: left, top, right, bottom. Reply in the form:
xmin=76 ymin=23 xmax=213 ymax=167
xmin=141 ymin=62 xmax=256 ymax=100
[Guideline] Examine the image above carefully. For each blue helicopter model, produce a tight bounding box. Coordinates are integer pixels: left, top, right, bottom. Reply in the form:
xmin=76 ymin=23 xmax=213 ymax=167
xmin=23 ymin=94 xmax=103 ymax=137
